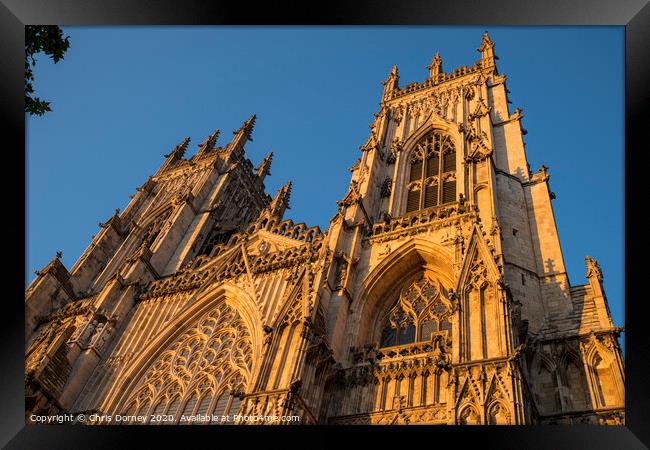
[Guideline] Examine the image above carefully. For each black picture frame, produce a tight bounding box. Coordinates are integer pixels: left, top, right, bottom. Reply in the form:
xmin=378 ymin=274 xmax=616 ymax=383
xmin=3 ymin=0 xmax=648 ymax=448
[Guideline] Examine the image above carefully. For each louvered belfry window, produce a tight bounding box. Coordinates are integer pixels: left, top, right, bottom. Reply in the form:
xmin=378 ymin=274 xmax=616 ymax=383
xmin=405 ymin=130 xmax=456 ymax=213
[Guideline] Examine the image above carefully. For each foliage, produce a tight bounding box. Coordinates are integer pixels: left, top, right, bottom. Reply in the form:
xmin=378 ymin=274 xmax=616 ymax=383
xmin=25 ymin=26 xmax=70 ymax=116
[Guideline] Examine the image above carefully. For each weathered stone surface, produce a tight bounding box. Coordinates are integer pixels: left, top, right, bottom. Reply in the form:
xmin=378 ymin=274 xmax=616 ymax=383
xmin=25 ymin=33 xmax=623 ymax=425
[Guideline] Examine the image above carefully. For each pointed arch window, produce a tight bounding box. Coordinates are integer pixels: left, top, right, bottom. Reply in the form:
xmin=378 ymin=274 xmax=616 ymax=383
xmin=406 ymin=130 xmax=456 ymax=213
xmin=119 ymin=301 xmax=254 ymax=425
xmin=378 ymin=277 xmax=453 ymax=348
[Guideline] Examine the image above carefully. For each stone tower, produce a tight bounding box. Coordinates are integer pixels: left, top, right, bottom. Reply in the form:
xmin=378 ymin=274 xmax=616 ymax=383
xmin=25 ymin=33 xmax=624 ymax=425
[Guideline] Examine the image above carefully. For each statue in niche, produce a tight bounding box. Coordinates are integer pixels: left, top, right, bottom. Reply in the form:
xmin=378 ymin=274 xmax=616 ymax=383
xmin=78 ymin=319 xmax=98 ymax=347
xmin=335 ymin=259 xmax=348 ymax=289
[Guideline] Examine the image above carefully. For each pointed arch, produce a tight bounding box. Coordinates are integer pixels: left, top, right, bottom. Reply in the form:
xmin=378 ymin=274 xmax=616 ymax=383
xmin=455 ymin=373 xmax=482 ymax=410
xmin=391 ymin=116 xmax=463 ymax=216
xmin=271 ymin=268 xmax=307 ymax=330
xmin=485 ymin=371 xmax=511 ymax=404
xmin=530 ymin=351 xmax=562 ymax=414
xmin=458 ymin=403 xmax=481 ymax=425
xmin=351 ymin=238 xmax=455 ymax=348
xmin=562 ymin=354 xmax=591 ymax=410
xmin=456 ymin=225 xmax=503 ymax=361
xmin=456 ymin=224 xmax=501 ymax=292
xmin=100 ymin=282 xmax=263 ymax=416
xmin=486 ymin=401 xmax=511 ymax=425
xmin=582 ymin=336 xmax=624 ymax=409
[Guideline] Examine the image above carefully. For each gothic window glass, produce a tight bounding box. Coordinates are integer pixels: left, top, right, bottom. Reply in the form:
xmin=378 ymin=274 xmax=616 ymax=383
xmin=380 ymin=327 xmax=397 ymax=348
xmin=120 ymin=301 xmax=253 ymax=425
xmin=151 ymin=399 xmax=166 ymax=420
xmin=378 ymin=277 xmax=453 ymax=348
xmin=181 ymin=393 xmax=198 ymax=417
xmin=405 ymin=131 xmax=456 ymax=213
xmin=196 ymin=393 xmax=212 ymax=416
xmin=199 ymin=229 xmax=235 ymax=256
xmin=229 ymin=396 xmax=243 ymax=417
xmin=420 ymin=320 xmax=436 ymax=341
xmin=398 ymin=323 xmax=416 ymax=344
xmin=164 ymin=397 xmax=180 ymax=423
xmin=212 ymin=394 xmax=229 ymax=417
xmin=137 ymin=399 xmax=151 ymax=416
xmin=407 ymin=189 xmax=421 ymax=213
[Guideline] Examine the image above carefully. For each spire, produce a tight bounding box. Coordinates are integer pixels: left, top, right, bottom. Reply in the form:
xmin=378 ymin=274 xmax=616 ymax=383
xmin=227 ymin=114 xmax=256 ymax=158
xmin=159 ymin=137 xmax=191 ymax=173
xmin=477 ymin=31 xmax=497 ymax=69
xmin=261 ymin=181 xmax=292 ymax=221
xmin=256 ymin=151 xmax=273 ymax=180
xmin=426 ymin=52 xmax=443 ymax=78
xmin=585 ymin=255 xmax=612 ymax=328
xmin=196 ymin=130 xmax=220 ymax=155
xmin=164 ymin=137 xmax=190 ymax=159
xmin=382 ymin=65 xmax=399 ymax=98
xmin=233 ymin=114 xmax=256 ymax=141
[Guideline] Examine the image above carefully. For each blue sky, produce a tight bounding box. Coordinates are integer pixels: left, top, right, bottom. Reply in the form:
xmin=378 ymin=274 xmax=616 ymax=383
xmin=26 ymin=27 xmax=624 ymax=339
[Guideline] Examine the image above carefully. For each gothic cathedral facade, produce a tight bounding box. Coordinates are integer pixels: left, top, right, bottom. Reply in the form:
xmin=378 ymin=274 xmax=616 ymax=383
xmin=25 ymin=33 xmax=624 ymax=425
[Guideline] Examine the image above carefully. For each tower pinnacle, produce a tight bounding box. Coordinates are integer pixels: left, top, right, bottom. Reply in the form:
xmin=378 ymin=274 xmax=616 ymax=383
xmin=233 ymin=114 xmax=256 ymax=141
xmin=426 ymin=52 xmax=443 ymax=78
xmin=382 ymin=65 xmax=400 ymax=98
xmin=256 ymin=151 xmax=273 ymax=180
xmin=159 ymin=137 xmax=191 ymax=173
xmin=478 ymin=31 xmax=497 ymax=69
xmin=196 ymin=130 xmax=220 ymax=155
xmin=260 ymin=181 xmax=292 ymax=222
xmin=227 ymin=114 xmax=257 ymax=159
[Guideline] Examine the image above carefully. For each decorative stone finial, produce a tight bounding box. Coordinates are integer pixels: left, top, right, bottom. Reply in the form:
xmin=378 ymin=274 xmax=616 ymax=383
xmin=426 ymin=52 xmax=443 ymax=78
xmin=163 ymin=136 xmax=191 ymax=159
xmin=256 ymin=151 xmax=273 ymax=180
xmin=197 ymin=130 xmax=220 ymax=154
xmin=382 ymin=65 xmax=399 ymax=98
xmin=477 ymin=31 xmax=497 ymax=69
xmin=585 ymin=256 xmax=603 ymax=282
xmin=259 ymin=181 xmax=292 ymax=222
xmin=233 ymin=114 xmax=256 ymax=141
xmin=159 ymin=137 xmax=191 ymax=173
xmin=478 ymin=31 xmax=494 ymax=50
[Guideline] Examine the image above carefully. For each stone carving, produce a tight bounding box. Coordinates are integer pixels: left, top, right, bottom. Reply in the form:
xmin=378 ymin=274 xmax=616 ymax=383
xmin=337 ymin=180 xmax=361 ymax=208
xmin=380 ymin=177 xmax=392 ymax=198
xmin=25 ymin=32 xmax=623 ymax=426
xmin=120 ymin=302 xmax=253 ymax=421
xmin=585 ymin=256 xmax=603 ymax=281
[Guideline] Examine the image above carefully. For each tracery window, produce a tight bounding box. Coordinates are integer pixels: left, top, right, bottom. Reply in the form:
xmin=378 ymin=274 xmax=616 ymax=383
xmin=406 ymin=130 xmax=456 ymax=213
xmin=379 ymin=277 xmax=453 ymax=348
xmin=144 ymin=209 xmax=173 ymax=244
xmin=120 ymin=301 xmax=253 ymax=424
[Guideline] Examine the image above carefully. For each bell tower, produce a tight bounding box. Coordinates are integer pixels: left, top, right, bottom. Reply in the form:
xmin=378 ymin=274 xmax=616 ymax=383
xmin=313 ymin=32 xmax=623 ymax=425
xmin=25 ymin=115 xmax=274 ymax=416
xmin=25 ymin=32 xmax=624 ymax=426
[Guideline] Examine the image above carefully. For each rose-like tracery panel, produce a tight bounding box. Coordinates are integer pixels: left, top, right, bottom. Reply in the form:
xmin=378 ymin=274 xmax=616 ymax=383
xmin=379 ymin=277 xmax=453 ymax=348
xmin=121 ymin=301 xmax=253 ymax=424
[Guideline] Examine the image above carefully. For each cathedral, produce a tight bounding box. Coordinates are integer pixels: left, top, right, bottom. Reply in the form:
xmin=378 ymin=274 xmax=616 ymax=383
xmin=25 ymin=32 xmax=624 ymax=425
